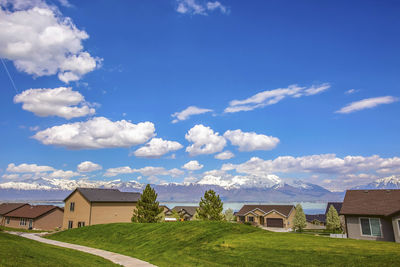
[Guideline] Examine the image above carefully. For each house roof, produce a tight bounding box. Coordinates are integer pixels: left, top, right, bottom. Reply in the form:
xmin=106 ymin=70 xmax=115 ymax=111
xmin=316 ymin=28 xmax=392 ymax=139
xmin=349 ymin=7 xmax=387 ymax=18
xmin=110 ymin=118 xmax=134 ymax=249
xmin=340 ymin=189 xmax=400 ymax=217
xmin=64 ymin=188 xmax=141 ymax=203
xmin=236 ymin=205 xmax=295 ymax=217
xmin=306 ymin=214 xmax=326 ymax=223
xmin=172 ymin=206 xmax=199 ymax=216
xmin=325 ymin=202 xmax=343 ymax=215
xmin=0 ymin=203 xmax=28 ymax=215
xmin=5 ymin=205 xmax=62 ymax=219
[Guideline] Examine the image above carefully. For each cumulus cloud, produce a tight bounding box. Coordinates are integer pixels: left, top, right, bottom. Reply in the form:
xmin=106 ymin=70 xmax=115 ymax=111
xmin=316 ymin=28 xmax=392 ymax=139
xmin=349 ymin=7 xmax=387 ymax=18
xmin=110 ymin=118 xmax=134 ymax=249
xmin=224 ymin=129 xmax=279 ymax=151
xmin=77 ymin=161 xmax=102 ymax=172
xmin=104 ymin=166 xmax=184 ymax=178
xmin=14 ymin=87 xmax=95 ymax=119
xmin=133 ymin=138 xmax=183 ymax=158
xmin=336 ymin=96 xmax=399 ymax=114
xmin=176 ymin=0 xmax=228 ymax=15
xmin=104 ymin=166 xmax=134 ymax=177
xmin=182 ymin=160 xmax=204 ymax=171
xmin=171 ymin=106 xmax=213 ymax=123
xmin=6 ymin=163 xmax=55 ymax=172
xmin=0 ymin=2 xmax=101 ymax=83
xmin=48 ymin=169 xmax=79 ymax=179
xmin=33 ymin=117 xmax=155 ymax=149
xmin=224 ymin=83 xmax=330 ymax=113
xmin=214 ymin=151 xmax=234 ymax=160
xmin=185 ymin=124 xmax=226 ymax=156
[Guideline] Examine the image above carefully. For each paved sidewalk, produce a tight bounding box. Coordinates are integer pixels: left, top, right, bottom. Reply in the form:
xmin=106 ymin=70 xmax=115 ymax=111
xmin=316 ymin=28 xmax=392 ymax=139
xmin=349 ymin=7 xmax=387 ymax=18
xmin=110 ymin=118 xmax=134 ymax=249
xmin=7 ymin=232 xmax=156 ymax=267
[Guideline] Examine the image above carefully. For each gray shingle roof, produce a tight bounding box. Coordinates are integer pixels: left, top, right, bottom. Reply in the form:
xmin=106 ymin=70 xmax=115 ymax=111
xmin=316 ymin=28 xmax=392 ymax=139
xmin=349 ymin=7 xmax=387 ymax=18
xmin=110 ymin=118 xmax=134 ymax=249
xmin=236 ymin=205 xmax=295 ymax=217
xmin=65 ymin=188 xmax=141 ymax=203
xmin=172 ymin=206 xmax=199 ymax=216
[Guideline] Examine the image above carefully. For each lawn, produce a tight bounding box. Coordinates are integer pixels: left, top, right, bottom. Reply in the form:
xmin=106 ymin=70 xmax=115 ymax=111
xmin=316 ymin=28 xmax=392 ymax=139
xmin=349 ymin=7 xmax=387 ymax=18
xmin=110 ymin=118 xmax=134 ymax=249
xmin=0 ymin=226 xmax=47 ymax=233
xmin=47 ymin=221 xmax=400 ymax=267
xmin=0 ymin=232 xmax=118 ymax=267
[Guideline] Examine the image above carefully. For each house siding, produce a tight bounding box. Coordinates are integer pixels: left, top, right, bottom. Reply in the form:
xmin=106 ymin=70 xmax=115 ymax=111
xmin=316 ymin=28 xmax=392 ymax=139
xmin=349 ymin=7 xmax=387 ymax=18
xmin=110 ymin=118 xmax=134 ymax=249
xmin=4 ymin=217 xmax=31 ymax=229
xmin=34 ymin=208 xmax=63 ymax=230
xmin=345 ymin=215 xmax=395 ymax=242
xmin=239 ymin=208 xmax=296 ymax=229
xmin=62 ymin=191 xmax=91 ymax=229
xmin=392 ymin=214 xmax=400 ymax=243
xmin=90 ymin=202 xmax=136 ymax=225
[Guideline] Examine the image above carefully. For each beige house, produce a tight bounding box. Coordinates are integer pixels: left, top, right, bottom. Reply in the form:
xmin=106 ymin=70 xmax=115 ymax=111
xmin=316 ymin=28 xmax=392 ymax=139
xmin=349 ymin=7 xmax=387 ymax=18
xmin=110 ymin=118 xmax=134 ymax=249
xmin=3 ymin=205 xmax=63 ymax=231
xmin=63 ymin=188 xmax=140 ymax=229
xmin=0 ymin=203 xmax=29 ymax=226
xmin=236 ymin=205 xmax=296 ymax=229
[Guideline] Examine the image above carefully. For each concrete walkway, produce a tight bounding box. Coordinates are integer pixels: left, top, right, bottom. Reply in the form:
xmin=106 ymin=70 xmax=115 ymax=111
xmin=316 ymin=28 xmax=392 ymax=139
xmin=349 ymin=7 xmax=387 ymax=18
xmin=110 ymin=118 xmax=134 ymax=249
xmin=7 ymin=232 xmax=156 ymax=267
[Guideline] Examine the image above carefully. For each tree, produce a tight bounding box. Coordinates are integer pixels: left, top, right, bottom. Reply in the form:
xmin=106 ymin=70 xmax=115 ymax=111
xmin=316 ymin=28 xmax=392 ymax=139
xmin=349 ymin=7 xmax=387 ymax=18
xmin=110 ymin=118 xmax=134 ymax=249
xmin=293 ymin=204 xmax=307 ymax=232
xmin=326 ymin=205 xmax=341 ymax=232
xmin=224 ymin=208 xmax=235 ymax=222
xmin=131 ymin=184 xmax=163 ymax=223
xmin=197 ymin=189 xmax=224 ymax=221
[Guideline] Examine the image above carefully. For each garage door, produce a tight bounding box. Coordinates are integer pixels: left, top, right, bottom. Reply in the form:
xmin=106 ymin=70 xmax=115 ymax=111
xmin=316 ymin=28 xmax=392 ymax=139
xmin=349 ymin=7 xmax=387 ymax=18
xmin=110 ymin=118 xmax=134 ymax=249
xmin=266 ymin=218 xmax=283 ymax=228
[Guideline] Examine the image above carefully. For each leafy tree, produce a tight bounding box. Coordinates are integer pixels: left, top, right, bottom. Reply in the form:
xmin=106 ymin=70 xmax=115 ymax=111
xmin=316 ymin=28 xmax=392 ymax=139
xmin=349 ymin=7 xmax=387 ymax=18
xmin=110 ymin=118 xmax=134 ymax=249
xmin=224 ymin=208 xmax=235 ymax=222
xmin=131 ymin=184 xmax=163 ymax=223
xmin=197 ymin=190 xmax=224 ymax=221
xmin=293 ymin=204 xmax=307 ymax=232
xmin=326 ymin=205 xmax=341 ymax=232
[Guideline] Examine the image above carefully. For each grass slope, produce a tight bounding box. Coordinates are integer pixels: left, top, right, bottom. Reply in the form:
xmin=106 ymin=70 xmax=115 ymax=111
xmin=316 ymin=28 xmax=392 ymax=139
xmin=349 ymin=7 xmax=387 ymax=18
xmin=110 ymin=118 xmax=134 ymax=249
xmin=0 ymin=232 xmax=118 ymax=267
xmin=48 ymin=221 xmax=400 ymax=267
xmin=0 ymin=226 xmax=46 ymax=233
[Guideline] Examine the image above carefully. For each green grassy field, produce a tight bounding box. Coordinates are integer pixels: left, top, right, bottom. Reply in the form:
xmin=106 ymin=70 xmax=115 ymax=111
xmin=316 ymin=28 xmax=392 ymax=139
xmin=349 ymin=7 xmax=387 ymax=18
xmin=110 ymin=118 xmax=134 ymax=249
xmin=47 ymin=221 xmax=400 ymax=267
xmin=0 ymin=232 xmax=118 ymax=267
xmin=0 ymin=226 xmax=47 ymax=233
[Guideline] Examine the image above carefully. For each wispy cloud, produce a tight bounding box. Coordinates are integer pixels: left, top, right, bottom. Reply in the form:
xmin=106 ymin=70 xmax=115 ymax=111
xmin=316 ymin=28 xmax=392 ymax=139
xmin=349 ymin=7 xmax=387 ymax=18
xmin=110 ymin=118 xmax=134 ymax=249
xmin=345 ymin=89 xmax=359 ymax=95
xmin=171 ymin=106 xmax=213 ymax=123
xmin=224 ymin=83 xmax=330 ymax=113
xmin=336 ymin=96 xmax=398 ymax=114
xmin=176 ymin=0 xmax=228 ymax=16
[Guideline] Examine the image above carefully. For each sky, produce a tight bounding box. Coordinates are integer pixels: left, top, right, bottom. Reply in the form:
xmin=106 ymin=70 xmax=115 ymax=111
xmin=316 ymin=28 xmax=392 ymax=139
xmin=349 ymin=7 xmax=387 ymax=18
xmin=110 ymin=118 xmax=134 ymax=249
xmin=0 ymin=0 xmax=399 ymax=191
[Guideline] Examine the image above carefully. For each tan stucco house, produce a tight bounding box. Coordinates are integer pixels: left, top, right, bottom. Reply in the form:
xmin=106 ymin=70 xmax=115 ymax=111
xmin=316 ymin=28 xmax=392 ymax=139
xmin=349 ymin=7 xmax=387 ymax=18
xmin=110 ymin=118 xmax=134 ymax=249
xmin=236 ymin=205 xmax=296 ymax=229
xmin=3 ymin=205 xmax=63 ymax=231
xmin=341 ymin=189 xmax=400 ymax=243
xmin=62 ymin=188 xmax=140 ymax=229
xmin=0 ymin=203 xmax=29 ymax=226
xmin=170 ymin=206 xmax=199 ymax=221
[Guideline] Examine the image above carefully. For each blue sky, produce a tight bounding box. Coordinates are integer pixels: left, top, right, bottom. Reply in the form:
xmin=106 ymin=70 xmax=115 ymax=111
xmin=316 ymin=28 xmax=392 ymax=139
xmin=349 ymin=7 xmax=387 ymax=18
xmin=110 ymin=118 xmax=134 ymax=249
xmin=0 ymin=0 xmax=399 ymax=191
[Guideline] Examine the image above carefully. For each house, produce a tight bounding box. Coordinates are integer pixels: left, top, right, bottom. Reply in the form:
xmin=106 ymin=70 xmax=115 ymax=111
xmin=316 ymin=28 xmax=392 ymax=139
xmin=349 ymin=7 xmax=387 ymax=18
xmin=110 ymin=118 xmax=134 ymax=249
xmin=171 ymin=206 xmax=199 ymax=221
xmin=0 ymin=203 xmax=29 ymax=226
xmin=62 ymin=188 xmax=140 ymax=229
xmin=236 ymin=205 xmax=296 ymax=229
xmin=3 ymin=205 xmax=63 ymax=231
xmin=340 ymin=189 xmax=400 ymax=243
xmin=161 ymin=205 xmax=177 ymax=222
xmin=305 ymin=214 xmax=326 ymax=229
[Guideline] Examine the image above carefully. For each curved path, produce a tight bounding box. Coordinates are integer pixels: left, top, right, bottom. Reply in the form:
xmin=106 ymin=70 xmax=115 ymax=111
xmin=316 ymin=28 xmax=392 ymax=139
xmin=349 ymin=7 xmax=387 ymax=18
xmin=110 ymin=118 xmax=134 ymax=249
xmin=8 ymin=232 xmax=156 ymax=267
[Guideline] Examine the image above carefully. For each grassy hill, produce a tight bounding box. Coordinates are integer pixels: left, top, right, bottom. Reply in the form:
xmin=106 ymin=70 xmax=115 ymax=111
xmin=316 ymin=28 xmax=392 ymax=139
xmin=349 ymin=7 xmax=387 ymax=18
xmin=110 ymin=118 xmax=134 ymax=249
xmin=47 ymin=221 xmax=400 ymax=267
xmin=0 ymin=232 xmax=117 ymax=266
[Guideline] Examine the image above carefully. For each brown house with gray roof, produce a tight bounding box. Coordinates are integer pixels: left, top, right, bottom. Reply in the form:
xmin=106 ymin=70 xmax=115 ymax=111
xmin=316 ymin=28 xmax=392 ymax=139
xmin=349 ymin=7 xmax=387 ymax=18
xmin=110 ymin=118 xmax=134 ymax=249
xmin=0 ymin=203 xmax=29 ymax=226
xmin=341 ymin=189 xmax=400 ymax=243
xmin=62 ymin=188 xmax=140 ymax=229
xmin=236 ymin=205 xmax=296 ymax=229
xmin=3 ymin=205 xmax=63 ymax=231
xmin=169 ymin=206 xmax=199 ymax=221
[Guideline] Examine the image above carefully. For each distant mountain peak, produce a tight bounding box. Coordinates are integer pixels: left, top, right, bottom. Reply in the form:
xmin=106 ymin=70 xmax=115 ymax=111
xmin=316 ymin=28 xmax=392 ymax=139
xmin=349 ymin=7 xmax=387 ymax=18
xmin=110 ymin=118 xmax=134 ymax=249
xmin=353 ymin=175 xmax=400 ymax=189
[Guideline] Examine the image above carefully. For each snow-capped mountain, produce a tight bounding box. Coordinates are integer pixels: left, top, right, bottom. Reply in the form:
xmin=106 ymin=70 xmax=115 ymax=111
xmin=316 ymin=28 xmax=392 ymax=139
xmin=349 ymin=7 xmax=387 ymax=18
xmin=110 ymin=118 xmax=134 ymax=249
xmin=353 ymin=175 xmax=400 ymax=189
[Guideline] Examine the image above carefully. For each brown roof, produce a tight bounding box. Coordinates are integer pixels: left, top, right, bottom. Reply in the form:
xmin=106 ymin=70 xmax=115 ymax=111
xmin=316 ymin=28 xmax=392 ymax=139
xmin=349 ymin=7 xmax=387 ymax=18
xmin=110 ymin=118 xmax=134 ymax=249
xmin=236 ymin=205 xmax=295 ymax=217
xmin=65 ymin=188 xmax=141 ymax=203
xmin=172 ymin=206 xmax=199 ymax=216
xmin=5 ymin=205 xmax=62 ymax=219
xmin=340 ymin=190 xmax=400 ymax=217
xmin=0 ymin=203 xmax=28 ymax=215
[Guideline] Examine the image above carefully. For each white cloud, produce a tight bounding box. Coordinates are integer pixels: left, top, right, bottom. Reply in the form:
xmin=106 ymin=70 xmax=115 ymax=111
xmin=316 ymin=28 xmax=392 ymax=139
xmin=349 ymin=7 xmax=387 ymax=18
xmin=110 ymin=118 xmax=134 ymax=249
xmin=48 ymin=169 xmax=79 ymax=179
xmin=224 ymin=83 xmax=330 ymax=113
xmin=345 ymin=89 xmax=358 ymax=95
xmin=77 ymin=161 xmax=102 ymax=172
xmin=2 ymin=173 xmax=21 ymax=179
xmin=176 ymin=0 xmax=228 ymax=15
xmin=224 ymin=129 xmax=280 ymax=151
xmin=104 ymin=166 xmax=134 ymax=177
xmin=6 ymin=163 xmax=55 ymax=172
xmin=33 ymin=117 xmax=155 ymax=149
xmin=214 ymin=151 xmax=234 ymax=160
xmin=14 ymin=87 xmax=95 ymax=119
xmin=133 ymin=138 xmax=183 ymax=158
xmin=183 ymin=176 xmax=198 ymax=184
xmin=336 ymin=96 xmax=399 ymax=114
xmin=171 ymin=106 xmax=213 ymax=123
xmin=104 ymin=166 xmax=184 ymax=178
xmin=185 ymin=124 xmax=226 ymax=156
xmin=0 ymin=3 xmax=100 ymax=82
xmin=182 ymin=160 xmax=203 ymax=171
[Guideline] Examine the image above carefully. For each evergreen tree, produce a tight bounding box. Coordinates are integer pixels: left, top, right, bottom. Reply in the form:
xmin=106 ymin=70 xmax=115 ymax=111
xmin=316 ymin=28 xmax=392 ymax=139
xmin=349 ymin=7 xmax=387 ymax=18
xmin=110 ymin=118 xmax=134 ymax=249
xmin=131 ymin=184 xmax=163 ymax=223
xmin=197 ymin=190 xmax=224 ymax=221
xmin=224 ymin=208 xmax=235 ymax=222
xmin=293 ymin=204 xmax=307 ymax=232
xmin=326 ymin=205 xmax=341 ymax=232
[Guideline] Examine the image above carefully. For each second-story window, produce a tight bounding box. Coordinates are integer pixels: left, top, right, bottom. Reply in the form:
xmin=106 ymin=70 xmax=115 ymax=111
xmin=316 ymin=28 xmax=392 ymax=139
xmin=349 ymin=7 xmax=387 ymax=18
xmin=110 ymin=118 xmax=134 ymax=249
xmin=70 ymin=202 xmax=75 ymax=212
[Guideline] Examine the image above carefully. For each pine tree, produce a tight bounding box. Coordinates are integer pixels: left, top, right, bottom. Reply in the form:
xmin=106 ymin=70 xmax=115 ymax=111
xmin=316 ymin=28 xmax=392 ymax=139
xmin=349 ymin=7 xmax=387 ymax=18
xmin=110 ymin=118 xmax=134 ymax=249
xmin=197 ymin=190 xmax=224 ymax=221
xmin=326 ymin=205 xmax=341 ymax=232
xmin=131 ymin=184 xmax=163 ymax=223
xmin=293 ymin=204 xmax=307 ymax=232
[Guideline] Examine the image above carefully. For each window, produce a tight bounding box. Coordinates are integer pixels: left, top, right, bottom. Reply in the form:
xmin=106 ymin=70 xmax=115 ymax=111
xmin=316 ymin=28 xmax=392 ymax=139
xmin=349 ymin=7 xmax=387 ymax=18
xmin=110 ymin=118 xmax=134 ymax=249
xmin=20 ymin=218 xmax=27 ymax=226
xmin=68 ymin=220 xmax=73 ymax=229
xmin=248 ymin=216 xmax=254 ymax=222
xmin=360 ymin=218 xmax=382 ymax=237
xmin=77 ymin=221 xmax=85 ymax=228
xmin=69 ymin=202 xmax=75 ymax=212
xmin=6 ymin=217 xmax=10 ymax=224
xmin=239 ymin=216 xmax=245 ymax=222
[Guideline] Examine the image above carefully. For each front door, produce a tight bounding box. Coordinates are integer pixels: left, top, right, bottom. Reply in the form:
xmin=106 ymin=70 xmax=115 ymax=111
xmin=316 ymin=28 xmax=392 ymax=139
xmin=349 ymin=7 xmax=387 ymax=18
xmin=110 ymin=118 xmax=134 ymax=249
xmin=28 ymin=219 xmax=33 ymax=229
xmin=260 ymin=216 xmax=264 ymax=225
